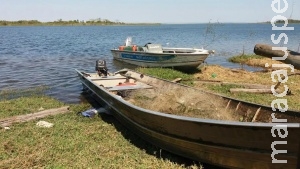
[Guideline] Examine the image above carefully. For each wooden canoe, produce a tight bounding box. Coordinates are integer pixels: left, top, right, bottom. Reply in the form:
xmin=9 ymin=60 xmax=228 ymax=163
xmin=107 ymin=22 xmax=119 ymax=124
xmin=254 ymin=43 xmax=300 ymax=69
xmin=75 ymin=68 xmax=300 ymax=169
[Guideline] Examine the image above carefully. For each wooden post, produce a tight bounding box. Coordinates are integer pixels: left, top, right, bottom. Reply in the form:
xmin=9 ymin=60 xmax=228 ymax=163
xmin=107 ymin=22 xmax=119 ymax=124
xmin=230 ymin=88 xmax=275 ymax=94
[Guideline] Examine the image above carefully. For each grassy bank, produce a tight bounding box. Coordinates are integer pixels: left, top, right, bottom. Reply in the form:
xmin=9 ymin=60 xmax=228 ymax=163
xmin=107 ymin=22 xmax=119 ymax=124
xmin=202 ymin=67 xmax=300 ymax=110
xmin=136 ymin=67 xmax=194 ymax=86
xmin=228 ymin=54 xmax=283 ymax=67
xmin=137 ymin=65 xmax=300 ymax=111
xmin=1 ymin=60 xmax=299 ymax=168
xmin=0 ymin=89 xmax=203 ymax=169
xmin=223 ymin=54 xmax=300 ymax=110
xmin=0 ymin=87 xmax=65 ymax=119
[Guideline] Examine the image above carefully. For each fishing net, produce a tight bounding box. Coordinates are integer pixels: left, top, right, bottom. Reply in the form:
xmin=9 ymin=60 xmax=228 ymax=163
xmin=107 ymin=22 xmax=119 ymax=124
xmin=125 ymin=85 xmax=239 ymax=121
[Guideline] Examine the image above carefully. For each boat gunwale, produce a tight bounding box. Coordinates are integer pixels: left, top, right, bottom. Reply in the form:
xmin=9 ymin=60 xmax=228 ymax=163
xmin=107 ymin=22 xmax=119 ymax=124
xmin=113 ymin=57 xmax=205 ymax=64
xmin=111 ymin=49 xmax=211 ymax=56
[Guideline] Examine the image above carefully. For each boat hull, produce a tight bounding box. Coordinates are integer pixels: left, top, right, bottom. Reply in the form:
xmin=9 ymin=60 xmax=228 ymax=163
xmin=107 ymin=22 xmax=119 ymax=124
xmin=76 ymin=69 xmax=300 ymax=169
xmin=111 ymin=50 xmax=209 ymax=69
xmin=254 ymin=44 xmax=300 ymax=69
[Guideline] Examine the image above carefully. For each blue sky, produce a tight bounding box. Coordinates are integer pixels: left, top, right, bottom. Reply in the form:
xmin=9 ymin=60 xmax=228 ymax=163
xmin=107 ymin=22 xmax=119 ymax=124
xmin=0 ymin=0 xmax=299 ymax=23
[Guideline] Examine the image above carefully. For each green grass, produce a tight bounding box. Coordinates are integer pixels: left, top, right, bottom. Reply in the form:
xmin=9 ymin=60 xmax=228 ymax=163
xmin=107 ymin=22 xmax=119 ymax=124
xmin=0 ymin=87 xmax=65 ymax=119
xmin=0 ymin=96 xmax=65 ymax=119
xmin=228 ymin=54 xmax=264 ymax=63
xmin=136 ymin=67 xmax=195 ymax=86
xmin=0 ymin=92 xmax=203 ymax=168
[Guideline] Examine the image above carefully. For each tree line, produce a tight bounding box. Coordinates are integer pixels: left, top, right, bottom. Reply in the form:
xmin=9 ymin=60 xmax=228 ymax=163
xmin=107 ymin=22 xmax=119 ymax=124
xmin=274 ymin=19 xmax=300 ymax=23
xmin=0 ymin=18 xmax=128 ymax=26
xmin=263 ymin=19 xmax=300 ymax=24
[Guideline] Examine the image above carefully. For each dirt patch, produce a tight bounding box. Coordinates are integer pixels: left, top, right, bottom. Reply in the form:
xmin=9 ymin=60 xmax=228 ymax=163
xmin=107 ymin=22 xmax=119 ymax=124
xmin=194 ymin=64 xmax=300 ymax=89
xmin=194 ymin=65 xmax=270 ymax=85
xmin=192 ymin=64 xmax=300 ymax=111
xmin=245 ymin=58 xmax=282 ymax=67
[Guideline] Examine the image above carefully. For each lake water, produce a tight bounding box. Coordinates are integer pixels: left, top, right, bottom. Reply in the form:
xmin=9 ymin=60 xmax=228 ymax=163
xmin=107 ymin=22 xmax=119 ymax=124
xmin=0 ymin=24 xmax=299 ymax=103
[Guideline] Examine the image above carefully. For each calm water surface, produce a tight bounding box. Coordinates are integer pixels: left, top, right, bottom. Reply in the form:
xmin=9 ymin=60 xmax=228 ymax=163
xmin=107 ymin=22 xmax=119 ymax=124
xmin=0 ymin=24 xmax=299 ymax=103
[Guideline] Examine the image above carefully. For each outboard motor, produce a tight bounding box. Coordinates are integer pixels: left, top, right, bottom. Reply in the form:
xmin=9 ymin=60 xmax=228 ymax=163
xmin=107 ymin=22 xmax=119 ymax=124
xmin=95 ymin=60 xmax=108 ymax=76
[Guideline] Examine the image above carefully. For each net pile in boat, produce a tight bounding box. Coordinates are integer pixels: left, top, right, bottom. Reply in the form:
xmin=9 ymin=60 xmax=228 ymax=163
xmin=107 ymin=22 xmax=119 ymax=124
xmin=125 ymin=85 xmax=240 ymax=121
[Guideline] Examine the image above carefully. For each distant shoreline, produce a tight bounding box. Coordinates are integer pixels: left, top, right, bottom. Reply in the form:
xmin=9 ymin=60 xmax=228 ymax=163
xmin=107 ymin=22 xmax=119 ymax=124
xmin=1 ymin=19 xmax=300 ymax=26
xmin=260 ymin=19 xmax=300 ymax=24
xmin=0 ymin=19 xmax=161 ymax=26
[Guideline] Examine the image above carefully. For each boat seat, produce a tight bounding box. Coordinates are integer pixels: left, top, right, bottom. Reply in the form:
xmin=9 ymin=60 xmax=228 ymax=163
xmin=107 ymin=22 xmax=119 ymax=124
xmin=91 ymin=77 xmax=127 ymax=81
xmin=107 ymin=84 xmax=152 ymax=91
xmin=141 ymin=47 xmax=148 ymax=52
xmin=146 ymin=44 xmax=163 ymax=53
xmin=88 ymin=73 xmax=127 ymax=80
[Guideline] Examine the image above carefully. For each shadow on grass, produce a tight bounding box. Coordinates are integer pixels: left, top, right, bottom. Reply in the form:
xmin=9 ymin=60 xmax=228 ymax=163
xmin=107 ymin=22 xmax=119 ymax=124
xmin=80 ymin=90 xmax=225 ymax=169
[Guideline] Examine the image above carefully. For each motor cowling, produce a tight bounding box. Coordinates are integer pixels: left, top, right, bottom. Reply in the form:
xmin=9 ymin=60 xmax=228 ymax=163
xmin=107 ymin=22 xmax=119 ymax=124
xmin=95 ymin=60 xmax=108 ymax=76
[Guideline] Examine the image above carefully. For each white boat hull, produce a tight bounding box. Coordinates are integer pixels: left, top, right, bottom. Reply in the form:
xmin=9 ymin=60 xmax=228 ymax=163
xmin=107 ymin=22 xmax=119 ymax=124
xmin=111 ymin=50 xmax=209 ymax=69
